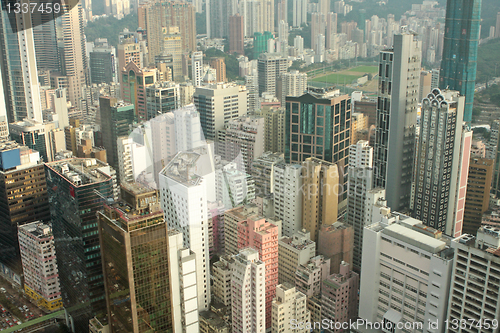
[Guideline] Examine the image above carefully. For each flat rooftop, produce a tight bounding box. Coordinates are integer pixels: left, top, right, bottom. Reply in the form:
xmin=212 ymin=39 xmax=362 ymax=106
xmin=383 ymin=223 xmax=447 ymax=254
xmin=45 ymin=158 xmax=112 ymax=186
xmin=161 ymin=145 xmax=214 ymax=187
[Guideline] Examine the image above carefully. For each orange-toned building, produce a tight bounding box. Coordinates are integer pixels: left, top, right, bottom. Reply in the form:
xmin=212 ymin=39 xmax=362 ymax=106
xmin=237 ymin=218 xmax=279 ymax=329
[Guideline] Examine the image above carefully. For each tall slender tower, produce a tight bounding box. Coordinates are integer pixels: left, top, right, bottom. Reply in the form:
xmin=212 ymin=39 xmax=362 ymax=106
xmin=373 ymin=32 xmax=421 ymax=212
xmin=439 ymin=0 xmax=481 ymax=123
xmin=412 ymin=89 xmax=468 ymax=235
xmin=0 ymin=0 xmax=43 ymax=122
xmin=58 ymin=0 xmax=88 ymax=108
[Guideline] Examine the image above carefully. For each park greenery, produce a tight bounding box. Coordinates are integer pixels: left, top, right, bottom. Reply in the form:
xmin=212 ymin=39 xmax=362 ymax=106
xmin=476 ymin=39 xmax=500 ymax=83
xmin=85 ymin=13 xmax=138 ymax=47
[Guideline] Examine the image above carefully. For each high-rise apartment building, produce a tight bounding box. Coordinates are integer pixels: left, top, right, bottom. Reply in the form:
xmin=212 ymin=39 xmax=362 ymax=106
xmin=0 ymin=5 xmax=43 ymax=122
xmin=237 ymin=218 xmax=279 ymax=329
xmin=216 ymin=116 xmax=265 ymax=173
xmin=271 ymin=284 xmax=310 ymax=333
xmin=208 ymin=0 xmax=237 ymax=38
xmin=278 ymin=230 xmax=316 ymax=285
xmin=317 ymin=222 xmax=354 ymax=274
xmin=285 ymin=88 xmax=351 ymax=200
xmin=212 ymin=256 xmax=233 ymax=306
xmin=463 ymin=158 xmax=493 ymax=235
xmin=373 ymin=32 xmax=421 ymax=212
xmin=162 ymin=26 xmax=183 ymax=80
xmin=439 ymin=0 xmax=481 ymax=123
xmin=258 ymin=53 xmax=289 ymax=97
xmin=159 ymin=145 xmax=214 ymax=311
xmin=99 ymin=97 xmax=135 ymax=183
xmin=138 ymin=0 xmax=196 ymax=64
xmin=292 ymin=0 xmax=307 ymax=27
xmin=230 ymin=248 xmax=266 ymax=333
xmin=446 ymin=227 xmax=500 ymax=331
xmin=215 ymin=161 xmax=255 ymax=209
xmin=18 ymin=222 xmax=62 ymax=311
xmin=0 ymin=141 xmax=50 ymax=274
xmin=194 ymin=82 xmax=248 ymax=141
xmin=45 ymin=158 xmax=117 ymax=331
xmin=321 ymin=262 xmax=359 ymax=331
xmin=258 ymin=106 xmax=285 ymax=154
xmin=98 ymin=183 xmax=173 ymax=333
xmin=359 ymin=213 xmax=455 ymax=331
xmin=145 ymin=81 xmax=180 ymax=120
xmin=278 ymin=70 xmax=308 ymax=106
xmin=250 ymin=152 xmax=284 ymax=196
xmin=273 ymin=163 xmax=303 ymax=237
xmin=486 ymin=120 xmax=499 ymax=161
xmin=301 ymin=158 xmax=339 ymax=243
xmin=224 ymin=204 xmax=260 ymax=256
xmin=229 ymin=15 xmax=245 ymax=55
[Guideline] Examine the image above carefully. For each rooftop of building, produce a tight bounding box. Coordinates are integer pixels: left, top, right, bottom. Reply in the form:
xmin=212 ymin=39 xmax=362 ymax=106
xmin=253 ymin=151 xmax=285 ymax=164
xmin=199 ymin=310 xmax=230 ymax=329
xmin=320 ymin=222 xmax=352 ymax=233
xmin=235 ymin=247 xmax=263 ymax=265
xmin=224 ymin=204 xmax=260 ymax=219
xmin=161 ymin=144 xmax=214 ymax=187
xmin=239 ymin=217 xmax=278 ymax=236
xmin=455 ymin=226 xmax=500 ymax=257
xmin=18 ymin=221 xmax=52 ymax=238
xmin=366 ymin=212 xmax=455 ymax=256
xmin=45 ymin=158 xmax=113 ymax=186
xmin=280 ymin=230 xmax=315 ymax=249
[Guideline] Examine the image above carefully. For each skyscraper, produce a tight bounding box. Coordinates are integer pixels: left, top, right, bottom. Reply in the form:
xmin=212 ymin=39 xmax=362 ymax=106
xmin=230 ymin=248 xmax=266 ymax=333
xmin=412 ymin=89 xmax=469 ymax=235
xmin=98 ymin=183 xmax=173 ymax=333
xmin=99 ymin=97 xmax=135 ymax=183
xmin=58 ymin=1 xmax=88 ymax=108
xmin=121 ymin=62 xmax=156 ymax=121
xmin=216 ymin=116 xmax=265 ymax=172
xmin=192 ymin=51 xmax=204 ymax=87
xmin=301 ymin=158 xmax=339 ymax=243
xmin=439 ymin=0 xmax=481 ymax=123
xmin=229 ymin=14 xmax=245 ymax=55
xmin=257 ymin=53 xmax=288 ymax=97
xmin=285 ymin=88 xmax=351 ymax=200
xmin=373 ymin=32 xmax=421 ymax=212
xmin=0 ymin=141 xmax=49 ymax=274
xmin=237 ymin=217 xmax=279 ymax=329
xmin=463 ymin=158 xmax=493 ymax=235
xmin=159 ymin=145 xmax=214 ymax=311
xmin=193 ymin=82 xmax=248 ymax=141
xmin=0 ymin=2 xmax=43 ymax=122
xmin=273 ymin=163 xmax=303 ymax=237
xmin=45 ymin=158 xmax=117 ymax=332
xmin=139 ymin=0 xmax=196 ymax=64
xmin=292 ymin=0 xmax=307 ymax=27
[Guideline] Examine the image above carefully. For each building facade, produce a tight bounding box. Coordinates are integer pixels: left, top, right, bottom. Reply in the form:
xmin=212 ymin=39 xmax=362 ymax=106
xmin=98 ymin=184 xmax=173 ymax=332
xmin=18 ymin=222 xmax=62 ymax=311
xmin=373 ymin=32 xmax=421 ymax=212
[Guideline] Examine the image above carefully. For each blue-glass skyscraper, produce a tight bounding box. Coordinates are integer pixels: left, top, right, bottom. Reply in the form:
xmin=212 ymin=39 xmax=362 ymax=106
xmin=439 ymin=0 xmax=481 ymax=123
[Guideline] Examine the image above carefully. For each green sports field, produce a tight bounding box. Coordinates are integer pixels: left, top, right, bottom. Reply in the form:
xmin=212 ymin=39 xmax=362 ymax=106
xmin=310 ymin=65 xmax=378 ymax=85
